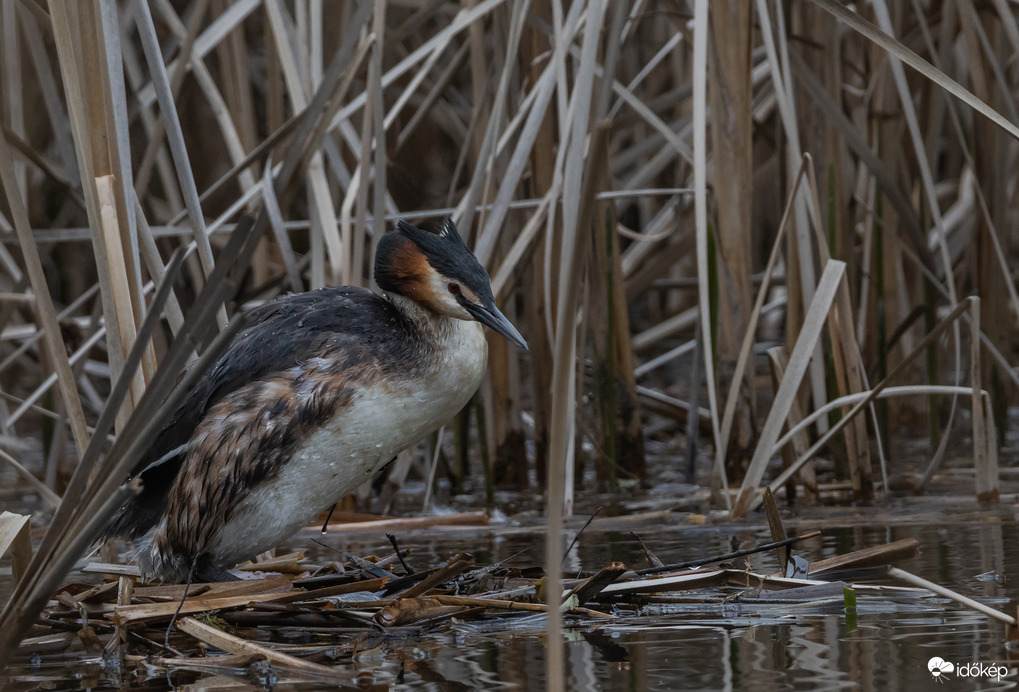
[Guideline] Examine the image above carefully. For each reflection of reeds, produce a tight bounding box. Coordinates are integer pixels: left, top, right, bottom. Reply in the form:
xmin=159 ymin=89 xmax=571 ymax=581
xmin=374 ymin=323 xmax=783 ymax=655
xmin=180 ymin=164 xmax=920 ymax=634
xmin=0 ymin=0 xmax=1017 ymax=682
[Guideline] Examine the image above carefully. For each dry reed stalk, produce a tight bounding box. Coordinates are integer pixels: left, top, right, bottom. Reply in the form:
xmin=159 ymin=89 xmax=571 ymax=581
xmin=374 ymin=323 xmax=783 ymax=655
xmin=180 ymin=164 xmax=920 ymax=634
xmin=367 ymin=0 xmax=388 ymax=277
xmin=177 ymin=617 xmax=355 ymax=678
xmin=318 ymin=510 xmax=488 ymax=534
xmin=888 ymin=567 xmax=1017 ymax=626
xmin=95 ymin=2 xmax=150 ymax=382
xmin=487 ymin=334 xmax=527 ymax=486
xmin=588 ymin=171 xmax=644 ymax=484
xmin=588 ymin=181 xmax=616 ymax=488
xmin=520 ymin=1 xmax=556 ymax=482
xmin=977 ymin=389 xmax=999 ymax=502
xmin=468 ymin=2 xmax=531 ymax=485
xmin=134 ymin=0 xmax=226 ymax=329
xmin=0 ymin=448 xmax=61 ymax=509
xmin=265 ymin=0 xmax=336 ymax=288
xmin=756 ymin=0 xmax=827 ymax=440
xmin=455 ymin=0 xmax=532 ymax=239
xmin=132 ymin=0 xmax=210 ymax=201
xmin=2 ymin=1 xmax=23 ymax=200
xmin=766 ymin=347 xmax=817 ymax=503
xmin=708 ymin=0 xmax=755 ymax=482
xmin=604 ymin=205 xmax=644 ymax=477
xmin=715 ymin=157 xmax=806 ymax=497
xmin=153 ymin=0 xmax=257 ymax=195
xmin=811 ymin=0 xmax=1019 ymax=141
xmin=692 ymin=0 xmax=724 ymax=500
xmin=828 ymin=273 xmax=874 ymax=502
xmin=0 ymin=512 xmax=31 ymax=583
xmin=733 ymin=260 xmax=846 ymax=518
xmin=802 ymin=158 xmax=883 ymax=498
xmin=545 ymin=117 xmax=612 ymax=691
xmin=96 ymin=177 xmax=147 ymax=417
xmin=0 ymin=124 xmax=89 ymax=457
xmin=805 ymin=538 xmax=918 ymax=576
xmin=967 ymin=299 xmax=992 ymax=501
xmin=50 ymin=1 xmax=141 ymax=423
xmin=760 ymin=488 xmax=789 ymax=572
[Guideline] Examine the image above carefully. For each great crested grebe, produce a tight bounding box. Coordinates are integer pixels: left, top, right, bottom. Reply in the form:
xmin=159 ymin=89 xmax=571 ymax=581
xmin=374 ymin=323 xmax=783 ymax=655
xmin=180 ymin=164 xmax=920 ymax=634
xmin=104 ymin=218 xmax=527 ymax=583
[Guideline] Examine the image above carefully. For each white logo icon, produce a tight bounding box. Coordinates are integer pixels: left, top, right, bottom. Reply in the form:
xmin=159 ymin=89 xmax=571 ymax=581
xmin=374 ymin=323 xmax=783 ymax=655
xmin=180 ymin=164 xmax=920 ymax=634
xmin=928 ymin=657 xmax=955 ymax=682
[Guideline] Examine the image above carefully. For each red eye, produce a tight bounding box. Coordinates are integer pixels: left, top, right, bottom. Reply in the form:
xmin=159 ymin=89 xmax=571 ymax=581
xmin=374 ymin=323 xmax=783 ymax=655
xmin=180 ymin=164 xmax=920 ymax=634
xmin=447 ymin=283 xmax=460 ymax=295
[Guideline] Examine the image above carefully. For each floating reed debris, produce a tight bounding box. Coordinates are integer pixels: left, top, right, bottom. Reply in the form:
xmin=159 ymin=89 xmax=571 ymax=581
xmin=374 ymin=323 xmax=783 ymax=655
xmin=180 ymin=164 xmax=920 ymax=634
xmin=7 ymin=516 xmax=1011 ymax=687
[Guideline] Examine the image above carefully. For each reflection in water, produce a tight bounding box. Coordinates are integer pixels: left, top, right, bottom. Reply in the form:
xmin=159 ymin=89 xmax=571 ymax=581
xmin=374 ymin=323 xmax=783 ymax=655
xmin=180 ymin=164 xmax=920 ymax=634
xmin=3 ymin=514 xmax=1019 ymax=689
xmin=370 ymin=519 xmax=1018 ymax=690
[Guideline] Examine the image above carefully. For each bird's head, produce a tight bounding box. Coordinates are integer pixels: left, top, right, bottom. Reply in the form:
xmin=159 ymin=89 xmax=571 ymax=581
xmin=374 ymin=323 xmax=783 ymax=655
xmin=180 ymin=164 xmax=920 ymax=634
xmin=375 ymin=218 xmax=528 ymax=350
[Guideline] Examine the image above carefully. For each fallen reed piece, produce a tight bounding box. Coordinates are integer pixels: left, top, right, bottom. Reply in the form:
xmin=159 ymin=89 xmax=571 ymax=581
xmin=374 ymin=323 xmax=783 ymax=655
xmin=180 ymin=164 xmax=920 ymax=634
xmin=888 ymin=567 xmax=1017 ymax=626
xmin=176 ymin=616 xmax=355 ymax=679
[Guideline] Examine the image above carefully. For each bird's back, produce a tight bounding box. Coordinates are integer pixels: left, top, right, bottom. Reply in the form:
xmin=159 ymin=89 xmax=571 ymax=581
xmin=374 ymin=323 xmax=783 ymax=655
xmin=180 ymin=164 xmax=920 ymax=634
xmin=105 ymin=286 xmax=419 ymax=541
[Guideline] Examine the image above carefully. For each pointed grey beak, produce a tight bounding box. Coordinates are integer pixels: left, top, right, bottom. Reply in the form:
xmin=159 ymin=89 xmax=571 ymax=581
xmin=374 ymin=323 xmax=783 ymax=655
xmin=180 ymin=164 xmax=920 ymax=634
xmin=465 ymin=301 xmax=528 ymax=350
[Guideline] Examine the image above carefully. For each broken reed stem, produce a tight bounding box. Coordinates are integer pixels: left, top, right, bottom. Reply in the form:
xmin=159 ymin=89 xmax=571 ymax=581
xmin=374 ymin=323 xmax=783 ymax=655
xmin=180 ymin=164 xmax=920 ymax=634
xmin=732 ymin=261 xmax=846 ymax=517
xmin=967 ymin=298 xmax=997 ymax=502
xmin=176 ymin=617 xmax=355 ymax=678
xmin=433 ymin=595 xmax=613 ymax=619
xmin=888 ymin=567 xmax=1016 ymax=626
xmin=633 ymin=531 xmax=822 ymax=576
xmin=808 ymin=538 xmax=919 ymax=575
xmin=0 ymin=512 xmax=32 ymax=583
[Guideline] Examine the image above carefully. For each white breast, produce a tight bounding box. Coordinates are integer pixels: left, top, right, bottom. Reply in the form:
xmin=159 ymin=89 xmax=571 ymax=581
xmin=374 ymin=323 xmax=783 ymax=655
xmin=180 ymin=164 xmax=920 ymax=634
xmin=206 ymin=318 xmax=488 ymax=565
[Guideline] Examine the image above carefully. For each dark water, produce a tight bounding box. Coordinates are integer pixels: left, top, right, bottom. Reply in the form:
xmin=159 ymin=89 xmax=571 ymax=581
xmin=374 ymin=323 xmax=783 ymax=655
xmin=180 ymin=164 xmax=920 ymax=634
xmin=4 ymin=493 xmax=1019 ymax=690
xmin=322 ymin=511 xmax=1019 ymax=691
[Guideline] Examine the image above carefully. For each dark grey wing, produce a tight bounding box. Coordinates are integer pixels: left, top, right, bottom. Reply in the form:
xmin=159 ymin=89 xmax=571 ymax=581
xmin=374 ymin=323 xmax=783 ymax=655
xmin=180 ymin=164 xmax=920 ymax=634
xmin=105 ymin=286 xmax=406 ymax=540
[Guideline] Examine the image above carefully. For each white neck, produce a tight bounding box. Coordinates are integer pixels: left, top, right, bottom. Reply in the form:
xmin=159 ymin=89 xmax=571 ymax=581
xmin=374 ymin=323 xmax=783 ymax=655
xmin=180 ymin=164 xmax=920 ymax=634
xmin=387 ymin=293 xmax=462 ymax=342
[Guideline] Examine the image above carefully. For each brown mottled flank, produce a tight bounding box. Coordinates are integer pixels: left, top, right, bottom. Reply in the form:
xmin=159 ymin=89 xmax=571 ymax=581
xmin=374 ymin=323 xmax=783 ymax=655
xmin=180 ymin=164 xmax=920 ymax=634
xmin=151 ymin=363 xmax=378 ymax=579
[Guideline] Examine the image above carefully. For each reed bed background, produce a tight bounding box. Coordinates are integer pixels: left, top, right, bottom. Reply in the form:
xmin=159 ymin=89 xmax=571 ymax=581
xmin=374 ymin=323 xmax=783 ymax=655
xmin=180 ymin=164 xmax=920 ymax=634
xmin=1 ymin=0 xmax=1018 ymax=682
